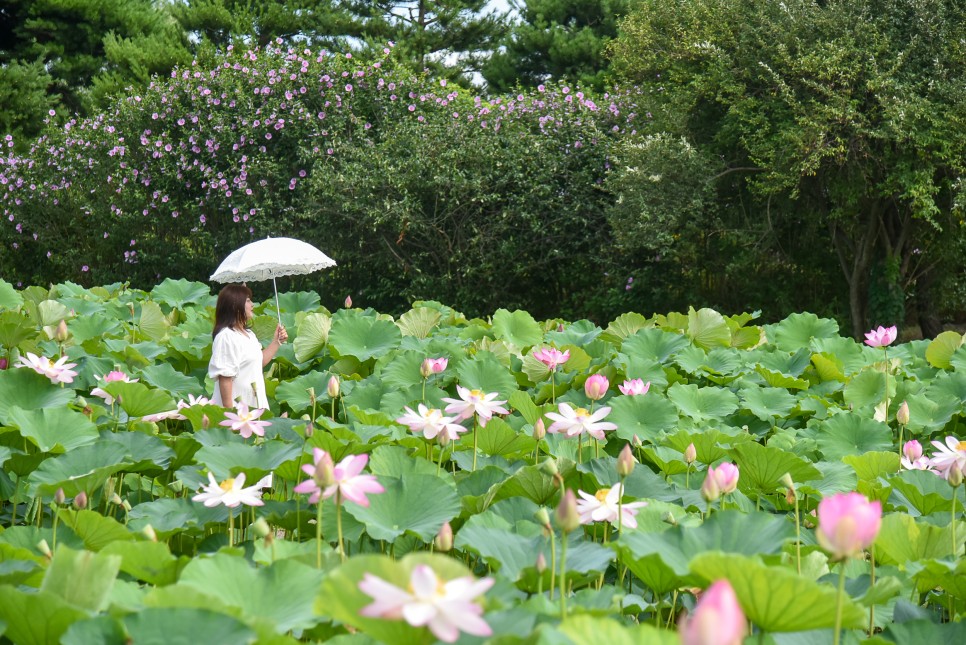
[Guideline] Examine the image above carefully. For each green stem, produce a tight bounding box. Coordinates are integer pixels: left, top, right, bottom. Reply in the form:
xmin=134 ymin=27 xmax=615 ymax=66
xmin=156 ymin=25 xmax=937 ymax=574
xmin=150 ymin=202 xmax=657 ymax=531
xmin=315 ymin=498 xmax=324 ymax=569
xmin=549 ymin=531 xmax=557 ymax=601
xmin=551 ymin=371 xmax=556 ymax=405
xmin=336 ymin=491 xmax=345 ymax=562
xmin=228 ymin=509 xmax=234 ymax=548
xmin=560 ymin=536 xmax=569 ymax=619
xmin=794 ymin=493 xmax=802 ymax=575
xmin=577 ymin=434 xmax=583 ymax=465
xmin=437 ymin=441 xmax=446 ymax=476
xmin=51 ymin=505 xmax=59 ymax=552
xmin=952 ymin=489 xmax=959 ymax=563
xmin=869 ymin=544 xmax=876 ymax=635
xmin=472 ymin=420 xmax=478 ymax=472
xmin=833 ymin=561 xmax=847 ymax=645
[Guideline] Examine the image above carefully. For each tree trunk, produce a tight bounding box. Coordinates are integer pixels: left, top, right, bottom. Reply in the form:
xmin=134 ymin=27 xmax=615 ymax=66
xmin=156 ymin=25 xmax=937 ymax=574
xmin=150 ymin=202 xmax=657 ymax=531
xmin=916 ymin=266 xmax=943 ymax=339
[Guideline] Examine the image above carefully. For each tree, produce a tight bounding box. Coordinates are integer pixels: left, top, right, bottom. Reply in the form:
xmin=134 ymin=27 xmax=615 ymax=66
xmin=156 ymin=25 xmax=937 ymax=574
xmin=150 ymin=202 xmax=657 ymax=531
xmin=483 ymin=0 xmax=629 ymax=92
xmin=608 ymin=0 xmax=966 ymax=337
xmin=347 ymin=1 xmax=508 ymax=82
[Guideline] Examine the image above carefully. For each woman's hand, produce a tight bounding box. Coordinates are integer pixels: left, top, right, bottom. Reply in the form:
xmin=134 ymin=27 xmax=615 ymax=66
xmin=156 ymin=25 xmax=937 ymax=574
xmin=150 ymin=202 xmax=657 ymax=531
xmin=274 ymin=324 xmax=288 ymax=344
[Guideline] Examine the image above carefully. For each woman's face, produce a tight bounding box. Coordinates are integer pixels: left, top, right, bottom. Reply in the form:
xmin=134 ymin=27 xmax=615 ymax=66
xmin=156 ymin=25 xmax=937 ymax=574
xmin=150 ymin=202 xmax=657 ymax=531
xmin=244 ymin=297 xmax=254 ymax=321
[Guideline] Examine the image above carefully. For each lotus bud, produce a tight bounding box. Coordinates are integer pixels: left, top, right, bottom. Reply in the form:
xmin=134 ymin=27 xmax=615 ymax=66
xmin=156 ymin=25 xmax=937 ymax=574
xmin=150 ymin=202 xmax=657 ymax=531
xmin=55 ymin=319 xmax=69 ymax=342
xmin=307 ymin=387 xmax=317 ymax=406
xmin=701 ymin=469 xmax=721 ymax=503
xmin=535 ymin=552 xmax=547 ymax=573
xmin=903 ymin=440 xmax=923 ymax=463
xmin=786 ymin=488 xmax=797 ymax=505
xmin=584 ymin=374 xmax=609 ymax=401
xmin=82 ymin=404 xmax=94 ymax=418
xmin=632 ymin=434 xmax=643 ymax=448
xmin=110 ymin=493 xmax=123 ymax=506
xmin=532 ymin=418 xmax=546 ymax=441
xmin=327 ymin=375 xmax=340 ymax=399
xmin=53 ymin=488 xmax=65 ymax=505
xmin=142 ymin=524 xmax=158 ymax=542
xmin=73 ymin=492 xmax=88 ymax=510
xmin=304 ymin=422 xmax=314 ymax=438
xmin=0 ymin=357 xmax=7 ymax=370
xmin=896 ymin=400 xmax=910 ymax=426
xmin=437 ymin=432 xmax=451 ymax=447
xmin=121 ymin=499 xmax=132 ymax=512
xmin=535 ymin=507 xmax=552 ymax=530
xmin=344 ymin=295 xmax=352 ymax=308
xmin=434 ymin=521 xmax=454 ymax=552
xmin=420 ymin=358 xmax=434 ymax=378
xmin=617 ymin=444 xmax=636 ymax=477
xmin=539 ymin=458 xmax=559 ymax=477
xmin=662 ymin=511 xmax=677 ymax=526
xmin=949 ymin=464 xmax=964 ymax=488
xmin=200 ymin=413 xmax=210 ymax=429
xmin=684 ymin=443 xmax=697 ymax=465
xmin=713 ymin=463 xmax=740 ymax=494
xmin=555 ymin=489 xmax=580 ymax=534
xmin=316 ymin=454 xmax=337 ymax=488
xmin=780 ymin=472 xmax=795 ymax=491
xmin=253 ymin=517 xmax=271 ymax=539
xmin=37 ymin=539 xmax=52 ymax=558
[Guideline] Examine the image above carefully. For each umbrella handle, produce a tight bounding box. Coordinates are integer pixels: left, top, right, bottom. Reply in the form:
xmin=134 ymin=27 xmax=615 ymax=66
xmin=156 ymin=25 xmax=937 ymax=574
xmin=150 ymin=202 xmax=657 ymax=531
xmin=273 ymin=277 xmax=282 ymax=329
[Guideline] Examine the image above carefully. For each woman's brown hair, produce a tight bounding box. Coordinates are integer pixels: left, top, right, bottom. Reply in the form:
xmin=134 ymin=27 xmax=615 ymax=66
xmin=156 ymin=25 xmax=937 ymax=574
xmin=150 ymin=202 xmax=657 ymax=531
xmin=212 ymin=284 xmax=252 ymax=338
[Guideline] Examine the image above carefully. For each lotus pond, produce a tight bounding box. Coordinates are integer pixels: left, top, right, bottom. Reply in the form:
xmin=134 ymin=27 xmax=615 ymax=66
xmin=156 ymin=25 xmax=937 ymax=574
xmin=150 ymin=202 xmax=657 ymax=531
xmin=0 ymin=278 xmax=963 ymax=645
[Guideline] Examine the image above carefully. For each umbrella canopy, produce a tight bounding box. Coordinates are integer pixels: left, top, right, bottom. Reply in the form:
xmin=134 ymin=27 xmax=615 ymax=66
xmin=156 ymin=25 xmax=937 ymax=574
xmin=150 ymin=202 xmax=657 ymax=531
xmin=210 ymin=237 xmax=336 ymax=323
xmin=210 ymin=237 xmax=336 ymax=283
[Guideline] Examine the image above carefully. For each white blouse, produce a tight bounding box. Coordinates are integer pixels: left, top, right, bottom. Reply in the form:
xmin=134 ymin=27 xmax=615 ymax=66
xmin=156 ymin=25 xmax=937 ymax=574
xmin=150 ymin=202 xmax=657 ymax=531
xmin=208 ymin=327 xmax=268 ymax=409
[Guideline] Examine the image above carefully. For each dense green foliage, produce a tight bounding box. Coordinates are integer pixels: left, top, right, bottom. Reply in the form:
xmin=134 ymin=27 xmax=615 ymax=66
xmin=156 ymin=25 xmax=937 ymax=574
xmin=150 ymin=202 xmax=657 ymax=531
xmin=607 ymin=0 xmax=966 ymax=337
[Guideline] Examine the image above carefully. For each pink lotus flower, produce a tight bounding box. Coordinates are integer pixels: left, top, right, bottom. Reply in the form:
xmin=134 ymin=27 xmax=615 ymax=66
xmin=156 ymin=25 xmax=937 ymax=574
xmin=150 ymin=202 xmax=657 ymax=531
xmin=396 ymin=404 xmax=467 ymax=442
xmin=359 ymin=564 xmax=494 ymax=643
xmin=295 ymin=452 xmax=384 ymax=507
xmin=584 ymin=374 xmax=609 ymax=400
xmin=684 ymin=443 xmax=697 ymax=464
xmin=545 ymin=402 xmax=617 ymax=440
xmin=90 ymin=370 xmax=138 ymax=404
xmin=177 ymin=393 xmax=211 ymax=409
xmin=900 ymin=439 xmax=932 ymax=471
xmin=710 ymin=463 xmax=739 ymax=494
xmin=816 ymin=492 xmax=882 ymax=560
xmin=532 ymin=347 xmax=570 ymax=371
xmin=294 ymin=448 xmax=336 ymax=503
xmin=192 ymin=472 xmax=272 ymax=508
xmin=928 ymin=436 xmax=966 ymax=480
xmin=680 ymin=579 xmax=747 ymax=645
xmin=16 ymin=352 xmax=78 ymax=385
xmin=576 ymin=484 xmax=647 ymax=528
xmin=618 ymin=378 xmax=650 ymax=396
xmin=420 ymin=357 xmax=448 ymax=378
xmin=220 ymin=402 xmax=271 ymax=439
xmin=864 ymin=325 xmax=897 ymax=348
xmin=442 ymin=385 xmax=508 ymax=428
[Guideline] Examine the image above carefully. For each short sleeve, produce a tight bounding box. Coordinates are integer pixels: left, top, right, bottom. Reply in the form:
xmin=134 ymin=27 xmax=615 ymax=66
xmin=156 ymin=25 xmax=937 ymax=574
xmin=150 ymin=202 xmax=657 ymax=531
xmin=208 ymin=330 xmax=241 ymax=379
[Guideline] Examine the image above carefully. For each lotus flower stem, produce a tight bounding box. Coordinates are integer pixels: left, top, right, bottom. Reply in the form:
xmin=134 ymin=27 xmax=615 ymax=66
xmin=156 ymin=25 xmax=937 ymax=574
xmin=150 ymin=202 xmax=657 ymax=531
xmin=868 ymin=544 xmax=876 ymax=635
xmin=315 ymin=497 xmax=324 ymax=569
xmin=794 ymin=493 xmax=802 ymax=575
xmin=833 ymin=561 xmax=847 ymax=645
xmin=551 ymin=372 xmax=556 ymax=405
xmin=952 ymin=492 xmax=958 ymax=564
xmin=559 ymin=536 xmax=569 ymax=619
xmin=594 ymin=438 xmax=600 ymax=459
xmin=437 ymin=442 xmax=446 ymax=476
xmin=336 ymin=491 xmax=346 ymax=563
xmin=228 ymin=508 xmax=234 ymax=548
xmin=549 ymin=532 xmax=557 ymax=601
xmin=577 ymin=435 xmax=583 ymax=465
xmin=51 ymin=504 xmax=59 ymax=551
xmin=665 ymin=590 xmax=679 ymax=628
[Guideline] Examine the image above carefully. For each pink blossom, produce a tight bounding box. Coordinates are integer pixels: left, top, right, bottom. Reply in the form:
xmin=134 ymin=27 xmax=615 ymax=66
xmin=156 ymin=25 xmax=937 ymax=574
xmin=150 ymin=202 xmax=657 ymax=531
xmin=219 ymin=402 xmax=271 ymax=439
xmin=16 ymin=353 xmax=78 ymax=385
xmin=442 ymin=385 xmax=508 ymax=428
xmin=296 ymin=452 xmax=384 ymax=507
xmin=710 ymin=463 xmax=739 ymax=494
xmin=619 ymin=378 xmax=650 ymax=396
xmin=532 ymin=347 xmax=570 ymax=371
xmin=192 ymin=472 xmax=272 ymax=508
xmin=680 ymin=579 xmax=747 ymax=645
xmin=359 ymin=564 xmax=494 ymax=643
xmin=576 ymin=484 xmax=647 ymax=528
xmin=816 ymin=492 xmax=882 ymax=560
xmin=928 ymin=436 xmax=966 ymax=480
xmin=420 ymin=357 xmax=448 ymax=378
xmin=545 ymin=402 xmax=617 ymax=440
xmin=864 ymin=325 xmax=897 ymax=348
xmin=90 ymin=370 xmax=138 ymax=404
xmin=396 ymin=404 xmax=467 ymax=442
xmin=584 ymin=374 xmax=609 ymax=400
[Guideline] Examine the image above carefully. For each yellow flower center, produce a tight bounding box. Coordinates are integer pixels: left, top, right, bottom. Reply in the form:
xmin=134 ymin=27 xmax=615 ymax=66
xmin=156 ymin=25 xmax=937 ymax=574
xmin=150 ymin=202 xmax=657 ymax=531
xmin=574 ymin=408 xmax=589 ymax=418
xmin=219 ymin=478 xmax=235 ymax=492
xmin=958 ymin=441 xmax=966 ymax=451
xmin=594 ymin=489 xmax=609 ymax=502
xmin=470 ymin=389 xmax=484 ymax=398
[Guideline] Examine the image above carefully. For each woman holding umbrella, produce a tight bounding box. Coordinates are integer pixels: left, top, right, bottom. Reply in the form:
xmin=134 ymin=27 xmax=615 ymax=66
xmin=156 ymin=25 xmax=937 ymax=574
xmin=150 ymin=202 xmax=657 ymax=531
xmin=208 ymin=284 xmax=288 ymax=409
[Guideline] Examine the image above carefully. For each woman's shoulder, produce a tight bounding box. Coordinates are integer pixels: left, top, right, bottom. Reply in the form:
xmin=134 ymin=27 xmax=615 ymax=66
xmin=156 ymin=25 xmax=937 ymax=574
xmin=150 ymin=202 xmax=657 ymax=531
xmin=213 ymin=327 xmax=252 ymax=344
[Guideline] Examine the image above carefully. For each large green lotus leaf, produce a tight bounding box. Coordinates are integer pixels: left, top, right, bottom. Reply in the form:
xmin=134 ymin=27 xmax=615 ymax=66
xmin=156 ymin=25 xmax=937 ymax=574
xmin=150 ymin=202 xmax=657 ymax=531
xmin=843 ymin=369 xmax=891 ymax=410
xmin=69 ymin=314 xmax=121 ymax=344
xmin=755 ymin=366 xmax=809 ymax=390
xmin=842 ymin=452 xmax=899 ymax=482
xmin=546 ymin=319 xmax=603 ymax=348
xmin=476 ymin=417 xmax=533 ymax=457
xmin=126 ymin=498 xmax=228 ymax=536
xmin=0 ymin=279 xmax=23 ymax=309
xmin=667 ymin=383 xmax=739 ymax=422
xmin=56 ymin=510 xmax=135 ymax=552
xmin=0 ymin=586 xmax=88 ymax=645
xmin=344 ymin=474 xmax=460 ymax=542
xmin=901 ymin=391 xmax=958 ymax=433
xmin=368 ymin=445 xmax=438 ymax=478
xmin=889 ymin=469 xmax=962 ymax=515
xmin=797 ymin=461 xmax=858 ymax=498
xmin=508 ymin=390 xmax=542 ymax=425
xmin=101 ymin=381 xmax=175 ymax=417
xmin=599 ymin=312 xmax=652 ymax=346
xmin=60 ymin=616 xmax=127 ymax=645
xmin=608 ymin=394 xmax=679 ymax=443
xmin=276 ymin=290 xmax=321 ymax=314
xmin=491 ymin=463 xmax=566 ymax=506
xmin=41 ymin=546 xmax=120 ymax=613
xmin=815 ymin=414 xmax=892 ymax=460
xmin=811 ymin=352 xmax=847 ymax=383
xmin=138 ymin=363 xmax=202 ymax=399
xmin=5 ymin=406 xmax=98 ymax=453
xmin=766 ymin=312 xmax=840 ymax=352
xmin=875 ymin=513 xmax=963 ymax=566
xmin=378 ymin=350 xmax=427 ymax=390
xmin=756 ymin=348 xmax=812 ymax=377
xmin=454 ymin=519 xmax=540 ymax=580
xmin=176 ymin=555 xmax=324 ymax=633
xmin=396 ymin=307 xmax=441 ymax=339
xmin=491 ymin=309 xmax=543 ymax=349
xmin=100 ymin=540 xmax=186 ymax=586
xmin=101 ymin=430 xmax=175 ymax=471
xmin=730 ymin=442 xmax=822 ymax=495
xmin=150 ymin=278 xmax=213 ymax=308
xmin=275 ymin=370 xmax=336 ymax=414
xmin=137 ymin=300 xmax=168 ymax=342
xmin=883 ymin=617 xmax=966 ymax=645
xmin=0 ymin=370 xmax=75 ymax=425
xmin=34 ymin=300 xmax=69 ymax=328
xmin=908 ymin=559 xmax=966 ymax=600
xmin=811 ymin=337 xmax=872 ymax=376
xmin=124 ymin=607 xmax=257 ymax=645
xmin=0 ymin=311 xmax=35 ymax=348
xmin=689 ymin=552 xmax=865 ymax=631
xmin=27 ymin=442 xmax=129 ymax=497
xmin=319 ymin=554 xmax=477 ymax=645
xmin=293 ymin=313 xmax=331 ymax=362
xmin=193 ymin=441 xmax=301 ymax=481
xmin=456 ymin=352 xmax=519 ymax=399
xmin=620 ymin=327 xmax=689 ymax=363
xmin=740 ymin=386 xmax=798 ymax=421
xmin=328 ymin=314 xmax=401 ymax=362
xmin=558 ymin=615 xmax=677 ymax=645
xmin=925 ymin=330 xmax=963 ymax=369
xmin=687 ymin=307 xmax=731 ymax=349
